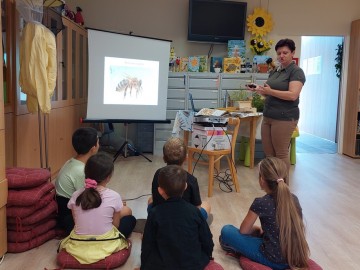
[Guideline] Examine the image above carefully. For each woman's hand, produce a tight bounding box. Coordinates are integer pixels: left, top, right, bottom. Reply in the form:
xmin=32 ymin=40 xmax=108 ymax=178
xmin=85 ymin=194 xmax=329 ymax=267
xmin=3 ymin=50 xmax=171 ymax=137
xmin=256 ymin=83 xmax=271 ymax=96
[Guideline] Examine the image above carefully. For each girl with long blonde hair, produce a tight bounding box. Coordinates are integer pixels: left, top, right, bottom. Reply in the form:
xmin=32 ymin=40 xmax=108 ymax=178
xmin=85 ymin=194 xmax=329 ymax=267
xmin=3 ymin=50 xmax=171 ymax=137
xmin=220 ymin=157 xmax=310 ymax=269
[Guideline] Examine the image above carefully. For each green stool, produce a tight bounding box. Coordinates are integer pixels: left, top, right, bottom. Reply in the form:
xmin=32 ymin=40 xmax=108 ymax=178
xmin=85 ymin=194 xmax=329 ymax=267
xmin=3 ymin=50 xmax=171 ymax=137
xmin=240 ymin=127 xmax=299 ymax=167
xmin=238 ymin=136 xmax=251 ymax=167
xmin=290 ymin=127 xmax=299 ymax=165
xmin=238 ymin=136 xmax=249 ymax=162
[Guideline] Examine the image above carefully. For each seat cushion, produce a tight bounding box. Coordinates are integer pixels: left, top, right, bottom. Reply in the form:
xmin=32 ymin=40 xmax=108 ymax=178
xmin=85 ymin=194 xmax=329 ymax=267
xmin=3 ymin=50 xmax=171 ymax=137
xmin=7 ymin=218 xmax=57 ymax=242
xmin=7 ymin=182 xmax=55 ymax=207
xmin=307 ymin=259 xmax=323 ymax=270
xmin=7 ymin=229 xmax=56 ymax=253
xmin=204 ymin=260 xmax=224 ymax=270
xmin=7 ymin=190 xmax=55 ymax=218
xmin=7 ymin=200 xmax=57 ymax=226
xmin=57 ymin=245 xmax=131 ymax=269
xmin=239 ymin=256 xmax=271 ymax=270
xmin=239 ymin=256 xmax=323 ymax=270
xmin=6 ymin=167 xmax=51 ymax=189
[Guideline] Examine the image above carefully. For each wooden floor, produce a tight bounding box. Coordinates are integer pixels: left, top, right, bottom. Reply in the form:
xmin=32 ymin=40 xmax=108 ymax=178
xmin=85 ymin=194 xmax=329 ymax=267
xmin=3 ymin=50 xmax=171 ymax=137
xmin=2 ymin=152 xmax=360 ymax=270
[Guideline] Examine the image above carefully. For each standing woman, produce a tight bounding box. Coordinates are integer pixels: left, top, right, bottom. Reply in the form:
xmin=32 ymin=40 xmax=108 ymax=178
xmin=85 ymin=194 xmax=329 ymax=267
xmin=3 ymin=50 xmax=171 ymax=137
xmin=250 ymin=39 xmax=305 ymax=181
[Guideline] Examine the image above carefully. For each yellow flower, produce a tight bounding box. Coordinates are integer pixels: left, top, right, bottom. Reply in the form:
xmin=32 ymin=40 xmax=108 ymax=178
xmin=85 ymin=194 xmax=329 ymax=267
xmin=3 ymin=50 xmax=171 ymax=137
xmin=250 ymin=36 xmax=273 ymax=55
xmin=247 ymin=8 xmax=274 ymax=37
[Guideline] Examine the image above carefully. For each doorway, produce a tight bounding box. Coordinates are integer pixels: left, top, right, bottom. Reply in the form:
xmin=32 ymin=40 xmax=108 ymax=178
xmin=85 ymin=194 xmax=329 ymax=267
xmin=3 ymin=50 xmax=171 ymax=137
xmin=297 ymin=36 xmax=343 ymax=154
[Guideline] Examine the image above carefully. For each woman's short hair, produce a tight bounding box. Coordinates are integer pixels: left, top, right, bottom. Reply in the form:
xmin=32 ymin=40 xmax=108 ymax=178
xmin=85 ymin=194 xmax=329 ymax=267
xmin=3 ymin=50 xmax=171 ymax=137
xmin=275 ymin=38 xmax=296 ymax=52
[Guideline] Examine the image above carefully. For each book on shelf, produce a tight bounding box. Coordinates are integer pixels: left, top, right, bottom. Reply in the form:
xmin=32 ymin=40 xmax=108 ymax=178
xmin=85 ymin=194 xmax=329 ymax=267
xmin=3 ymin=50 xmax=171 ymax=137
xmin=198 ymin=55 xmax=208 ymax=72
xmin=188 ymin=56 xmax=200 ymax=72
xmin=210 ymin=56 xmax=223 ymax=72
xmin=179 ymin=57 xmax=189 ymax=72
xmin=223 ymin=57 xmax=241 ymax=73
xmin=228 ymin=40 xmax=246 ymax=59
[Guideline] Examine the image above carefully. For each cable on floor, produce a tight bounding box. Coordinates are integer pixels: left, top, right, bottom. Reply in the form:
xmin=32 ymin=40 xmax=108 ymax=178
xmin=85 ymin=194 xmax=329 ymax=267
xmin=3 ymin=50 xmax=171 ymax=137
xmin=213 ymin=167 xmax=234 ymax=193
xmin=123 ymin=193 xmax=152 ymax=202
xmin=0 ymin=254 xmax=5 ymax=265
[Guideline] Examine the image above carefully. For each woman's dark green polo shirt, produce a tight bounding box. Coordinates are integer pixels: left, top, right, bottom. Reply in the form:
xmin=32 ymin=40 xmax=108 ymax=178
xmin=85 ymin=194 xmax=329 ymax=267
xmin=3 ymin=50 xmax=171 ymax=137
xmin=264 ymin=61 xmax=306 ymax=121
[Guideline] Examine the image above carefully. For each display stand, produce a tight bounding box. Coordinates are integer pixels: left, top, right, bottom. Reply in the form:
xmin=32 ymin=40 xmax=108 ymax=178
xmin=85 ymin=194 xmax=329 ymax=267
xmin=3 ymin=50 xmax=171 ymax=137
xmin=113 ymin=123 xmax=152 ymax=162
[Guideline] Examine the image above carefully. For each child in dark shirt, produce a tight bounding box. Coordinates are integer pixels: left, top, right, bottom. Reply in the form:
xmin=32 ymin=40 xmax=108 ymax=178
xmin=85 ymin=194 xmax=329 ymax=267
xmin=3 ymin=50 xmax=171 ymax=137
xmin=149 ymin=137 xmax=211 ymax=219
xmin=141 ymin=165 xmax=222 ymax=270
xmin=219 ymin=157 xmax=310 ymax=270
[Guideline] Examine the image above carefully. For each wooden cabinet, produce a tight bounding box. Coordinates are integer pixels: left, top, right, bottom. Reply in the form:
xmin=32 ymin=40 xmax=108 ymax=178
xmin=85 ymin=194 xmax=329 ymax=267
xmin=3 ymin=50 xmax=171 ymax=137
xmin=343 ymin=19 xmax=360 ymax=158
xmin=0 ymin=0 xmax=8 ymax=257
xmin=3 ymin=6 xmax=88 ymax=174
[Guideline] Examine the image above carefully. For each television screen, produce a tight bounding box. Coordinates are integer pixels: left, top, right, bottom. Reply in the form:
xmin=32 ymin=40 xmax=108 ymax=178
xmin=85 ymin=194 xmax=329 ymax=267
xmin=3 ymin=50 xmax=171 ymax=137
xmin=188 ymin=0 xmax=247 ymax=43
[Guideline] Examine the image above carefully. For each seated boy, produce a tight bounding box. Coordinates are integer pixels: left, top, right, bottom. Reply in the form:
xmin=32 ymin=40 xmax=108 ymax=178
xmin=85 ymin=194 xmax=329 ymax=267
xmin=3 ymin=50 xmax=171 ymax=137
xmin=141 ymin=165 xmax=214 ymax=269
xmin=55 ymin=127 xmax=99 ymax=234
xmin=149 ymin=137 xmax=211 ymax=220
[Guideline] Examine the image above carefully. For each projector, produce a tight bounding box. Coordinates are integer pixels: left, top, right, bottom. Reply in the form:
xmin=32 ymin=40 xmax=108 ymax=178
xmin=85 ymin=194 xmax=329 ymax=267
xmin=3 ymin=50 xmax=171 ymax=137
xmin=193 ymin=116 xmax=228 ymax=127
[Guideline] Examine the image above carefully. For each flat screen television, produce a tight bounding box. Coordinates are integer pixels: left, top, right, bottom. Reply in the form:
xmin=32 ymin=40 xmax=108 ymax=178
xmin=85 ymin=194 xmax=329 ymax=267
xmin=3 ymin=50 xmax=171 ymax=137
xmin=188 ymin=0 xmax=247 ymax=43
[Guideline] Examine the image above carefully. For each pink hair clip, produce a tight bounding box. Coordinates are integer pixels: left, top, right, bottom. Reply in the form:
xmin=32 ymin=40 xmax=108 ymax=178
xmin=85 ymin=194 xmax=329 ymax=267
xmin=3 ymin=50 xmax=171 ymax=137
xmin=85 ymin=178 xmax=97 ymax=189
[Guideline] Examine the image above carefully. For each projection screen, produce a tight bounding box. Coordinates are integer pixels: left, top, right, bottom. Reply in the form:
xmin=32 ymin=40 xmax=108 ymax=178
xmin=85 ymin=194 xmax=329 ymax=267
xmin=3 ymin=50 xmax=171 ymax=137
xmin=86 ymin=28 xmax=171 ymax=121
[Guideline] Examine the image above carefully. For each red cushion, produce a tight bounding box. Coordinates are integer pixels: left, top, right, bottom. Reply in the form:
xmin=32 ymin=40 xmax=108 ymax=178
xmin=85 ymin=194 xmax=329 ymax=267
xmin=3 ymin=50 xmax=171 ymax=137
xmin=307 ymin=259 xmax=323 ymax=270
xmin=7 ymin=218 xmax=56 ymax=242
xmin=7 ymin=182 xmax=55 ymax=207
xmin=6 ymin=167 xmax=50 ymax=189
xmin=7 ymin=190 xmax=55 ymax=218
xmin=239 ymin=256 xmax=323 ymax=270
xmin=57 ymin=242 xmax=131 ymax=269
xmin=239 ymin=256 xmax=271 ymax=270
xmin=7 ymin=216 xmax=56 ymax=232
xmin=7 ymin=229 xmax=56 ymax=253
xmin=204 ymin=260 xmax=224 ymax=270
xmin=7 ymin=200 xmax=57 ymax=226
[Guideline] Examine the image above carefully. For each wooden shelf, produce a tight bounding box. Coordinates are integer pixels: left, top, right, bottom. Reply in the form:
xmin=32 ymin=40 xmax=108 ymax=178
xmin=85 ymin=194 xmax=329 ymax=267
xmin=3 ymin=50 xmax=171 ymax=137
xmin=343 ymin=19 xmax=360 ymax=157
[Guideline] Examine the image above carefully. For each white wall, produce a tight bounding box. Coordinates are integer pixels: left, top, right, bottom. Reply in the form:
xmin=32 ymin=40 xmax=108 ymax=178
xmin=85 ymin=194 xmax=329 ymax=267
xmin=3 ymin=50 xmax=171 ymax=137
xmin=68 ymin=0 xmax=360 ymax=152
xmin=68 ymin=0 xmax=360 ymax=57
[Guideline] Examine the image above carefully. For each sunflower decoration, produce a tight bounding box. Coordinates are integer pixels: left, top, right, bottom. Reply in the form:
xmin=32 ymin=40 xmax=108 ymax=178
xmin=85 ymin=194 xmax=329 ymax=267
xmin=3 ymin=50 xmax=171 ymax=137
xmin=249 ymin=36 xmax=273 ymax=55
xmin=247 ymin=8 xmax=274 ymax=37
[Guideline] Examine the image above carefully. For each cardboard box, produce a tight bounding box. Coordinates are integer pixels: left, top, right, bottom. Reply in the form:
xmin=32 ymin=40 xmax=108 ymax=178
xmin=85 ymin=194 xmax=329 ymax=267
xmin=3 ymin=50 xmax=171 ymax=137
xmin=192 ymin=125 xmax=227 ymax=135
xmin=191 ymin=129 xmax=232 ymax=151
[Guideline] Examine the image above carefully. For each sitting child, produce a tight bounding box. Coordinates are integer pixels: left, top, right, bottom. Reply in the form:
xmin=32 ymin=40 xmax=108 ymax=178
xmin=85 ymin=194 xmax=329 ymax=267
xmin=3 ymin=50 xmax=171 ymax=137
xmin=219 ymin=157 xmax=310 ymax=270
xmin=58 ymin=152 xmax=136 ymax=264
xmin=55 ymin=127 xmax=99 ymax=234
xmin=141 ymin=165 xmax=216 ymax=269
xmin=149 ymin=137 xmax=211 ymax=220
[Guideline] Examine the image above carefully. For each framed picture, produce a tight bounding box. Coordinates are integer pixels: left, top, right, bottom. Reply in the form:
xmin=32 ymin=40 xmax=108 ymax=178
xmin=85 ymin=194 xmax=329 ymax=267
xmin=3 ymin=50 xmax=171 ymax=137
xmin=292 ymin=57 xmax=299 ymax=65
